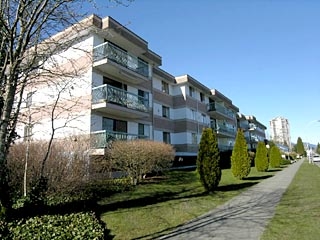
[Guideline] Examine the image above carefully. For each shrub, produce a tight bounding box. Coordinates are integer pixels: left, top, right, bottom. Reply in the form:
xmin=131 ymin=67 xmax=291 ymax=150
xmin=255 ymin=142 xmax=269 ymax=172
xmin=197 ymin=128 xmax=221 ymax=192
xmin=7 ymin=135 xmax=105 ymax=202
xmin=108 ymin=140 xmax=175 ymax=185
xmin=8 ymin=212 xmax=106 ymax=239
xmin=280 ymin=158 xmax=291 ymax=165
xmin=231 ymin=129 xmax=251 ymax=179
xmin=269 ymin=145 xmax=281 ymax=168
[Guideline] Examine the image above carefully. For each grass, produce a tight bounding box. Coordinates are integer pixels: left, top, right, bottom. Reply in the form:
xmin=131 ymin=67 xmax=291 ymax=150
xmin=261 ymin=160 xmax=320 ymax=240
xmin=99 ymin=167 xmax=279 ymax=240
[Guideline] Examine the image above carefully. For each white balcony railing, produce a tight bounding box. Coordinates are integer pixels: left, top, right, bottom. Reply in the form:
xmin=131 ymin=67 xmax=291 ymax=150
xmin=92 ymin=84 xmax=149 ymax=113
xmin=93 ymin=41 xmax=149 ymax=78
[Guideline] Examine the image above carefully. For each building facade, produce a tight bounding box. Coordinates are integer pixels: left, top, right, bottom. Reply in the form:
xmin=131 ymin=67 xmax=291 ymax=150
xmin=17 ymin=15 xmax=267 ymax=162
xmin=269 ymin=117 xmax=291 ymax=149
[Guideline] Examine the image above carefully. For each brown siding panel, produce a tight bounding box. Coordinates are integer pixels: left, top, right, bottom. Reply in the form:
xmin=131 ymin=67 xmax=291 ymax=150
xmin=154 ymin=116 xmax=174 ymax=131
xmin=153 ymin=90 xmax=174 ymax=106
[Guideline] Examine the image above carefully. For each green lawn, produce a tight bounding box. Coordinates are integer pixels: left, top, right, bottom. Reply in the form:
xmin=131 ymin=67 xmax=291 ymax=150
xmin=261 ymin=160 xmax=320 ymax=240
xmin=99 ymin=167 xmax=278 ymax=240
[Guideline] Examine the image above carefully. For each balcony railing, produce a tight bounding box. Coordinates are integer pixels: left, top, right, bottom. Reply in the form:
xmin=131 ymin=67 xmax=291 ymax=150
xmin=91 ymin=130 xmax=149 ymax=149
xmin=211 ymin=123 xmax=236 ymax=136
xmin=219 ymin=144 xmax=234 ymax=151
xmin=93 ymin=41 xmax=149 ymax=78
xmin=92 ymin=84 xmax=149 ymax=112
xmin=207 ymin=102 xmax=235 ymax=119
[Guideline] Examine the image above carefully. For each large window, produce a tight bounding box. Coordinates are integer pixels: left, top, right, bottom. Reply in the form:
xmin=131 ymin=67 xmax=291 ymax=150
xmin=162 ymin=81 xmax=169 ymax=94
xmin=163 ymin=132 xmax=171 ymax=144
xmin=162 ymin=106 xmax=170 ymax=118
xmin=103 ymin=117 xmax=127 ymax=133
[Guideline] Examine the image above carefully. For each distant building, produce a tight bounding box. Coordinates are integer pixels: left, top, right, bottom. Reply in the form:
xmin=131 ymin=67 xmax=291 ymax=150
xmin=269 ymin=117 xmax=291 ymax=150
xmin=237 ymin=114 xmax=267 ymax=151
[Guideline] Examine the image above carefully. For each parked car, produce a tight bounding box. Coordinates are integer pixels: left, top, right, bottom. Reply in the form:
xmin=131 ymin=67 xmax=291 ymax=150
xmin=312 ymin=154 xmax=320 ymax=162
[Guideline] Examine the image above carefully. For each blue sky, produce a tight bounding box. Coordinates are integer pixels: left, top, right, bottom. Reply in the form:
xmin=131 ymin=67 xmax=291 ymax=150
xmin=91 ymin=0 xmax=320 ymax=145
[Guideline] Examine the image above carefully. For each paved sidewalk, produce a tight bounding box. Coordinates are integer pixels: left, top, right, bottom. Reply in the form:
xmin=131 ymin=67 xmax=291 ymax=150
xmin=158 ymin=160 xmax=304 ymax=240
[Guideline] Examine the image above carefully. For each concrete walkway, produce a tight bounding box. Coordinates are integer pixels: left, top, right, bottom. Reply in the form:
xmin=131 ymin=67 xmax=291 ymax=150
xmin=158 ymin=160 xmax=304 ymax=240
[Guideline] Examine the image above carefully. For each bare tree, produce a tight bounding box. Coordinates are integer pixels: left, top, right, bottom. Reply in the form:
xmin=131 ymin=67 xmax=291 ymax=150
xmin=0 ymin=0 xmax=133 ymax=218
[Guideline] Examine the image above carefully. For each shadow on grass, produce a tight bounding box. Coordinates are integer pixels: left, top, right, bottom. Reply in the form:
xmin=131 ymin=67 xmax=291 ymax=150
xmin=267 ymin=169 xmax=282 ymax=172
xmin=98 ymin=180 xmax=261 ymax=213
xmin=217 ymin=182 xmax=258 ymax=192
xmin=244 ymin=175 xmax=273 ymax=181
xmin=97 ymin=190 xmax=208 ymax=214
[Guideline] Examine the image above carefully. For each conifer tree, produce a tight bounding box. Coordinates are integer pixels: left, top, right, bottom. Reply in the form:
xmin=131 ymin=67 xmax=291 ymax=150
xmin=255 ymin=142 xmax=269 ymax=172
xmin=295 ymin=137 xmax=305 ymax=156
xmin=231 ymin=129 xmax=250 ymax=179
xmin=316 ymin=143 xmax=320 ymax=155
xmin=196 ymin=128 xmax=221 ymax=192
xmin=269 ymin=145 xmax=281 ymax=168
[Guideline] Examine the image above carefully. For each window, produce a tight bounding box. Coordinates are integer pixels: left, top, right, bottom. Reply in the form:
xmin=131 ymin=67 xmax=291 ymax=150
xmin=103 ymin=117 xmax=127 ymax=132
xmin=26 ymin=92 xmax=33 ymax=108
xmin=23 ymin=124 xmax=32 ymax=141
xmin=200 ymin=92 xmax=205 ymax=102
xmin=162 ymin=106 xmax=170 ymax=118
xmin=189 ymin=86 xmax=195 ymax=97
xmin=161 ymin=81 xmax=169 ymax=94
xmin=191 ymin=109 xmax=196 ymax=121
xmin=138 ymin=89 xmax=149 ymax=107
xmin=192 ymin=133 xmax=197 ymax=144
xmin=138 ymin=123 xmax=144 ymax=136
xmin=202 ymin=114 xmax=206 ymax=124
xmin=138 ymin=123 xmax=150 ymax=138
xmin=139 ymin=124 xmax=150 ymax=138
xmin=163 ymin=132 xmax=171 ymax=144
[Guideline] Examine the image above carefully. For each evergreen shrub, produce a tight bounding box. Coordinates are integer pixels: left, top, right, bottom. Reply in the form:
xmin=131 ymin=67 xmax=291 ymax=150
xmin=269 ymin=145 xmax=281 ymax=168
xmin=255 ymin=142 xmax=269 ymax=172
xmin=197 ymin=128 xmax=221 ymax=192
xmin=231 ymin=129 xmax=251 ymax=179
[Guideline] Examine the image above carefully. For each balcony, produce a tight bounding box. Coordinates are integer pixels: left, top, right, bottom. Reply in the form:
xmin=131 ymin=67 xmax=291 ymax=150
xmin=219 ymin=144 xmax=234 ymax=152
xmin=90 ymin=130 xmax=149 ymax=149
xmin=212 ymin=123 xmax=236 ymax=137
xmin=93 ymin=42 xmax=149 ymax=84
xmin=207 ymin=102 xmax=235 ymax=120
xmin=92 ymin=84 xmax=150 ymax=119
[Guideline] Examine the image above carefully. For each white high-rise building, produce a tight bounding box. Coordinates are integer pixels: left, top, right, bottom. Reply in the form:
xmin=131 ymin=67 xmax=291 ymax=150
xmin=269 ymin=117 xmax=291 ymax=149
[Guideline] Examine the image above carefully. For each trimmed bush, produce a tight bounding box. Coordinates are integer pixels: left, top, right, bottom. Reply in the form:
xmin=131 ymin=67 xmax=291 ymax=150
xmin=8 ymin=212 xmax=106 ymax=240
xmin=231 ymin=129 xmax=251 ymax=179
xmin=269 ymin=145 xmax=281 ymax=168
xmin=255 ymin=142 xmax=269 ymax=172
xmin=197 ymin=128 xmax=221 ymax=192
xmin=108 ymin=140 xmax=175 ymax=185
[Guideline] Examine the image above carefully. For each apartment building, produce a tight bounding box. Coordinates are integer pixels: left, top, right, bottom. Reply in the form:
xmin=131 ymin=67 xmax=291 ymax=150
xmin=269 ymin=116 xmax=291 ymax=149
xmin=236 ymin=114 xmax=267 ymax=151
xmin=17 ymin=15 xmax=267 ymax=161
